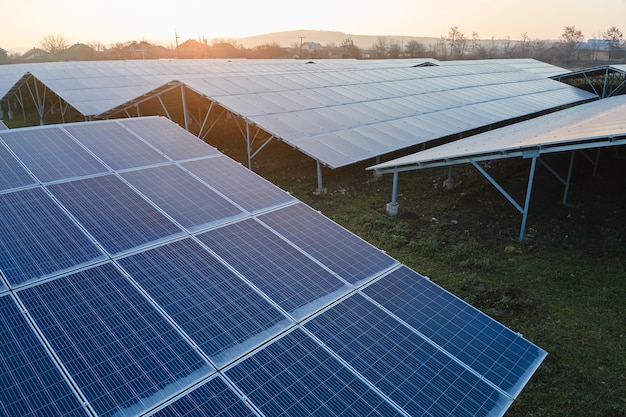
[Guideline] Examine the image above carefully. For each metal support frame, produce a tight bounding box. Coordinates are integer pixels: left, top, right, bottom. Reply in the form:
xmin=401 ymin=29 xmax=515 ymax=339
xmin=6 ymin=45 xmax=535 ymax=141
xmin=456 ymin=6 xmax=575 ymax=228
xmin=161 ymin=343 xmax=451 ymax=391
xmin=181 ymin=84 xmax=189 ymax=131
xmin=470 ymin=152 xmax=538 ymax=241
xmin=538 ymin=151 xmax=576 ymax=205
xmin=235 ymin=118 xmax=276 ymax=170
xmin=24 ymin=77 xmax=47 ymax=125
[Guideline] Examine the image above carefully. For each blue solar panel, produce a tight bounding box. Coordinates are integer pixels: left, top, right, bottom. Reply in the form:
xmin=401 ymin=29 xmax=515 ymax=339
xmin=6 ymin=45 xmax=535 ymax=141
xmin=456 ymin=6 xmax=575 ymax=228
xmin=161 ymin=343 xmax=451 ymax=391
xmin=363 ymin=266 xmax=547 ymax=398
xmin=259 ymin=203 xmax=397 ymax=284
xmin=120 ymin=117 xmax=220 ymax=161
xmin=305 ymin=293 xmax=512 ymax=417
xmin=151 ymin=376 xmax=257 ymax=417
xmin=0 ymin=117 xmax=545 ymax=417
xmin=1 ymin=127 xmax=107 ymax=182
xmin=197 ymin=219 xmax=349 ymax=319
xmin=182 ymin=156 xmax=295 ymax=212
xmin=117 ymin=238 xmax=291 ymax=367
xmin=17 ymin=263 xmax=214 ymax=417
xmin=48 ymin=174 xmax=183 ymax=255
xmin=0 ymin=295 xmax=89 ymax=417
xmin=65 ymin=122 xmax=168 ymax=170
xmin=0 ymin=187 xmax=105 ymax=286
xmin=121 ymin=164 xmax=244 ymax=232
xmin=225 ymin=328 xmax=405 ymax=417
xmin=0 ymin=142 xmax=36 ymax=191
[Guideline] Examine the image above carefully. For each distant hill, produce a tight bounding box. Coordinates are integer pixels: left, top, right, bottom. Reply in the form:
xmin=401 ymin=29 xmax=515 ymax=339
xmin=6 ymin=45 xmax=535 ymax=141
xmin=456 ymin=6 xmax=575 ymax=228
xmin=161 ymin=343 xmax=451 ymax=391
xmin=234 ymin=30 xmax=439 ymax=49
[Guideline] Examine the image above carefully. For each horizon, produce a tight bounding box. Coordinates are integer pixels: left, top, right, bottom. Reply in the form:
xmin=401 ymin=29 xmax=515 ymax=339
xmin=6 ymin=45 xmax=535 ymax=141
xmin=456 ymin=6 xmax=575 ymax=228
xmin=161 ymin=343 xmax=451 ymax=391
xmin=2 ymin=0 xmax=625 ymax=53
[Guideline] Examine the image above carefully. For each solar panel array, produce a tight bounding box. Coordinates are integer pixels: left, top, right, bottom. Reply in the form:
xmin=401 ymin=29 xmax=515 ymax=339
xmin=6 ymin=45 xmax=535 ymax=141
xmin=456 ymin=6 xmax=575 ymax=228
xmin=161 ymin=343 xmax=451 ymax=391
xmin=0 ymin=116 xmax=546 ymax=417
xmin=182 ymin=62 xmax=595 ymax=168
xmin=1 ymin=59 xmax=593 ymax=171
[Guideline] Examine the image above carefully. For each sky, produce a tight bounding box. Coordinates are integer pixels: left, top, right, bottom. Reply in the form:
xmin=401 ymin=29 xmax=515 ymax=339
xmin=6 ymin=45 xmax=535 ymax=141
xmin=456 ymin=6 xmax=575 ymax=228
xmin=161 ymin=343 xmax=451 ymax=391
xmin=2 ymin=0 xmax=625 ymax=52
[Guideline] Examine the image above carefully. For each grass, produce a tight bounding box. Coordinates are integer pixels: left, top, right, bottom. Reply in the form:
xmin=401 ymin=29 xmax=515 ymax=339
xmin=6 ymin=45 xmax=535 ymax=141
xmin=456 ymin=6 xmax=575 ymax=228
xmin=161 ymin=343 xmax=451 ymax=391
xmin=242 ymin=137 xmax=626 ymax=417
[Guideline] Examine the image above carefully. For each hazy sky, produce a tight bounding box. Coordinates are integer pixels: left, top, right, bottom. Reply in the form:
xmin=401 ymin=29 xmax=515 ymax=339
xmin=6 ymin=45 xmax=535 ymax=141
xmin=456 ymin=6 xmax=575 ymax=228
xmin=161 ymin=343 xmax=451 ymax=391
xmin=2 ymin=0 xmax=625 ymax=51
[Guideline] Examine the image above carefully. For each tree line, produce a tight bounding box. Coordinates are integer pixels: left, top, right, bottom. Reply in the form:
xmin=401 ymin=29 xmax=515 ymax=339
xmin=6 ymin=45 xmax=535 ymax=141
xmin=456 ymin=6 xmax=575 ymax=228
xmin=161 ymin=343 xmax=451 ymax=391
xmin=3 ymin=25 xmax=624 ymax=67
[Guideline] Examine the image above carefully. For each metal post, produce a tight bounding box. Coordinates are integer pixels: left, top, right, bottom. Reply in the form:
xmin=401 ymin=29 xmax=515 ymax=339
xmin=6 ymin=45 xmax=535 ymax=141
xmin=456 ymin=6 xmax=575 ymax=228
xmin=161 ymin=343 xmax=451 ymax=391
xmin=181 ymin=84 xmax=189 ymax=131
xmin=316 ymin=160 xmax=323 ymax=193
xmin=385 ymin=170 xmax=400 ymax=217
xmin=246 ymin=121 xmax=252 ymax=169
xmin=562 ymin=151 xmax=576 ymax=205
xmin=519 ymin=156 xmax=538 ymax=241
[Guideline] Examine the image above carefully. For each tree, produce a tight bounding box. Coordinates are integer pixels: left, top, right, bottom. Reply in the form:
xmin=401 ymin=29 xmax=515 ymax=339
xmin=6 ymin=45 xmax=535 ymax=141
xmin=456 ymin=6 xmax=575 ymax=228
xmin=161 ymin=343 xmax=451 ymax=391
xmin=446 ymin=26 xmax=467 ymax=58
xmin=339 ymin=38 xmax=361 ymax=59
xmin=559 ymin=26 xmax=584 ymax=62
xmin=372 ymin=37 xmax=388 ymax=58
xmin=603 ymin=26 xmax=623 ymax=46
xmin=40 ymin=33 xmax=69 ymax=55
xmin=404 ymin=40 xmax=426 ymax=58
xmin=388 ymin=40 xmax=403 ymax=58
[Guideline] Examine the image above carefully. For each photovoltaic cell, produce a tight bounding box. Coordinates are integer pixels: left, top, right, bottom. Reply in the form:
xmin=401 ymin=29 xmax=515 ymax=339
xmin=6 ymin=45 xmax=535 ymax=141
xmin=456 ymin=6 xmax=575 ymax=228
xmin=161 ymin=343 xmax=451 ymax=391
xmin=225 ymin=328 xmax=405 ymax=417
xmin=150 ymin=376 xmax=257 ymax=417
xmin=17 ymin=263 xmax=214 ymax=417
xmin=120 ymin=118 xmax=220 ymax=161
xmin=1 ymin=127 xmax=107 ymax=182
xmin=182 ymin=156 xmax=295 ymax=212
xmin=258 ymin=203 xmax=397 ymax=284
xmin=0 ymin=142 xmax=36 ymax=192
xmin=197 ymin=219 xmax=349 ymax=319
xmin=48 ymin=174 xmax=183 ymax=255
xmin=64 ymin=122 xmax=168 ymax=170
xmin=121 ymin=164 xmax=244 ymax=231
xmin=0 ymin=187 xmax=105 ymax=286
xmin=0 ymin=295 xmax=89 ymax=417
xmin=363 ymin=266 xmax=547 ymax=397
xmin=117 ymin=238 xmax=291 ymax=367
xmin=305 ymin=293 xmax=512 ymax=417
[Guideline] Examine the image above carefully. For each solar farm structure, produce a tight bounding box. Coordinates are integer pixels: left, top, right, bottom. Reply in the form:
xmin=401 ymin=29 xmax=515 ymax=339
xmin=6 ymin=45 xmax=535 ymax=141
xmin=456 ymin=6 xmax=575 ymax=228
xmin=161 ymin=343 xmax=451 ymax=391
xmin=0 ymin=117 xmax=546 ymax=417
xmin=369 ymin=95 xmax=626 ymax=240
xmin=0 ymin=58 xmax=596 ymax=191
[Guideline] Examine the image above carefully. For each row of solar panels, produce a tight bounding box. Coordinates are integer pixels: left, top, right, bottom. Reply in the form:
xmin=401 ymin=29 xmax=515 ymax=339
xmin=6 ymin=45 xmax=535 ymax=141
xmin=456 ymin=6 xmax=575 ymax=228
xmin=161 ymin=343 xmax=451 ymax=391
xmin=0 ymin=117 xmax=546 ymax=417
xmin=1 ymin=58 xmax=590 ymax=170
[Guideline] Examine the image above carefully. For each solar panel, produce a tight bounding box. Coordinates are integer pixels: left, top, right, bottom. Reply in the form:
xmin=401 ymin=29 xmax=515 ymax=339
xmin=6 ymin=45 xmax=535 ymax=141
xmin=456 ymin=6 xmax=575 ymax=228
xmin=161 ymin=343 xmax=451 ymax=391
xmin=121 ymin=164 xmax=245 ymax=232
xmin=64 ymin=122 xmax=168 ymax=170
xmin=17 ymin=263 xmax=214 ymax=417
xmin=1 ymin=127 xmax=108 ymax=183
xmin=0 ymin=142 xmax=37 ymax=192
xmin=48 ymin=174 xmax=184 ymax=255
xmin=119 ymin=117 xmax=220 ymax=161
xmin=0 ymin=187 xmax=105 ymax=286
xmin=117 ymin=238 xmax=292 ymax=368
xmin=197 ymin=218 xmax=350 ymax=319
xmin=304 ymin=293 xmax=512 ymax=417
xmin=182 ymin=156 xmax=295 ymax=213
xmin=258 ymin=203 xmax=398 ymax=284
xmin=225 ymin=328 xmax=405 ymax=417
xmin=150 ymin=376 xmax=257 ymax=417
xmin=0 ymin=117 xmax=545 ymax=417
xmin=363 ymin=266 xmax=546 ymax=398
xmin=0 ymin=295 xmax=89 ymax=417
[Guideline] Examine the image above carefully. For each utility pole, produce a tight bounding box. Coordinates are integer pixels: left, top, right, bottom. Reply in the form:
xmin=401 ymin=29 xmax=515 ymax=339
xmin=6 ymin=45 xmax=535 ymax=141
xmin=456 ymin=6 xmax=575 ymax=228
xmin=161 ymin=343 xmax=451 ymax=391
xmin=298 ymin=36 xmax=305 ymax=57
xmin=175 ymin=30 xmax=180 ymax=49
